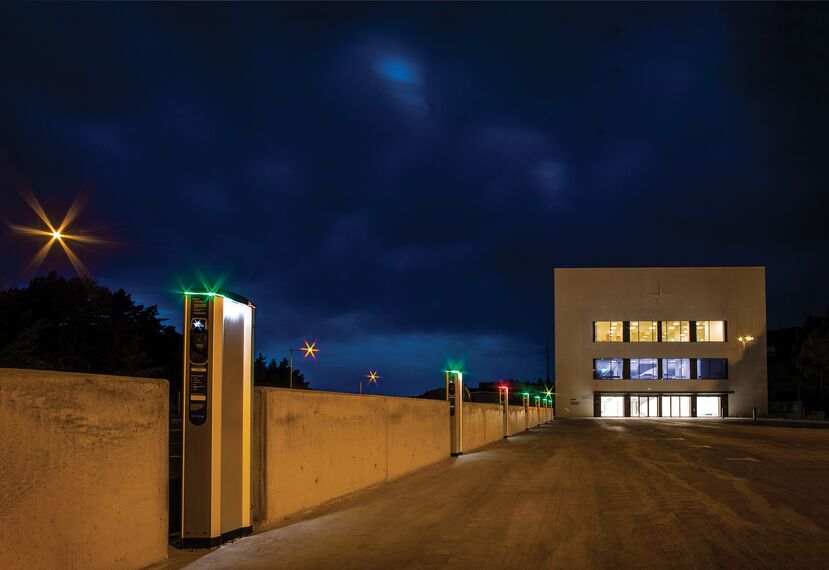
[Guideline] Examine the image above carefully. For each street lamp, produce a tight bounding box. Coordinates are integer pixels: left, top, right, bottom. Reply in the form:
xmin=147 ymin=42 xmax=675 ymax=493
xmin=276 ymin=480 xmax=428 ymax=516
xmin=289 ymin=339 xmax=320 ymax=389
xmin=360 ymin=369 xmax=381 ymax=394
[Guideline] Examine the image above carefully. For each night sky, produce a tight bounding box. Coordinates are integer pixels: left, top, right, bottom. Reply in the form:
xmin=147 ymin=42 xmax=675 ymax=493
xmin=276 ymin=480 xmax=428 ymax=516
xmin=2 ymin=3 xmax=828 ymax=395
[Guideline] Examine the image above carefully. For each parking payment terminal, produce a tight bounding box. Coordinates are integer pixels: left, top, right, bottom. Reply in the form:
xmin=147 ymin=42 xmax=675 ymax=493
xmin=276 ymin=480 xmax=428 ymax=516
xmin=523 ymin=393 xmax=530 ymax=430
xmin=446 ymin=370 xmax=463 ymax=456
xmin=182 ymin=290 xmax=254 ymax=547
xmin=499 ymin=386 xmax=509 ymax=438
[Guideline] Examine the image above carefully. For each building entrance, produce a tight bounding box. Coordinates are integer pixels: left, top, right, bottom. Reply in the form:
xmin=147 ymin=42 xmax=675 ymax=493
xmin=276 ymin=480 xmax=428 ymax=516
xmin=600 ymin=396 xmax=624 ymax=417
xmin=631 ymin=395 xmax=659 ymax=417
xmin=595 ymin=393 xmax=726 ymax=418
xmin=661 ymin=395 xmax=691 ymax=417
xmin=697 ymin=395 xmax=721 ymax=417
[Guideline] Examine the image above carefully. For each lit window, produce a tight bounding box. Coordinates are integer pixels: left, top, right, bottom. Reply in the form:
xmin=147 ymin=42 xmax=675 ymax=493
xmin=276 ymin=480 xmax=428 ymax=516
xmin=630 ymin=358 xmax=658 ymax=379
xmin=594 ymin=321 xmax=623 ymax=342
xmin=661 ymin=321 xmax=690 ymax=342
xmin=697 ymin=358 xmax=727 ymax=379
xmin=662 ymin=358 xmax=690 ymax=379
xmin=600 ymin=396 xmax=624 ymax=417
xmin=696 ymin=320 xmax=725 ymax=342
xmin=630 ymin=321 xmax=657 ymax=342
xmin=593 ymin=358 xmax=623 ymax=379
xmin=697 ymin=396 xmax=721 ymax=417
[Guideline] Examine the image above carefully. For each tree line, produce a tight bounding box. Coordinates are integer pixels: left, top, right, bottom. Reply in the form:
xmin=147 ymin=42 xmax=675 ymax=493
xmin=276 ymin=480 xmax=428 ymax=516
xmin=0 ymin=273 xmax=310 ymax=396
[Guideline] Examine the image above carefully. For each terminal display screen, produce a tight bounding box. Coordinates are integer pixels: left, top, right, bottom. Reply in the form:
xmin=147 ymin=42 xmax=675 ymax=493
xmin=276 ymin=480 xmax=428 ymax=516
xmin=188 ymin=296 xmax=210 ymax=425
xmin=189 ymin=318 xmax=209 ymax=365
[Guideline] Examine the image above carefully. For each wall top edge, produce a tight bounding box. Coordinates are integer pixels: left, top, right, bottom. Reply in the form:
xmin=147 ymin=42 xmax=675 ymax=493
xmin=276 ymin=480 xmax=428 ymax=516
xmin=554 ymin=266 xmax=765 ymax=272
xmin=0 ymin=367 xmax=168 ymax=385
xmin=254 ymin=386 xmax=449 ymax=404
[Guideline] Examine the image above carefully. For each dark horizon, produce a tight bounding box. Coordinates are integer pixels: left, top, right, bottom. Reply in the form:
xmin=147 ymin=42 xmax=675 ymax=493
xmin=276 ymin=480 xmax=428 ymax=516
xmin=2 ymin=3 xmax=828 ymax=395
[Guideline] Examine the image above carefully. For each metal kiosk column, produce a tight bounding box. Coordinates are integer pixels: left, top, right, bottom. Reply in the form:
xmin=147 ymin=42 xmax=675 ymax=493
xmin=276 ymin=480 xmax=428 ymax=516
xmin=446 ymin=370 xmax=463 ymax=456
xmin=523 ymin=393 xmax=530 ymax=430
xmin=499 ymin=385 xmax=509 ymax=438
xmin=182 ymin=290 xmax=255 ymax=548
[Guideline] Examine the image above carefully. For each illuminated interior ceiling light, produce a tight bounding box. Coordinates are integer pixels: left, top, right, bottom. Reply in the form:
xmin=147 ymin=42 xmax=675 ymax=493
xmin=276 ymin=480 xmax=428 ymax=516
xmin=299 ymin=339 xmax=320 ymax=359
xmin=7 ymin=187 xmax=109 ymax=278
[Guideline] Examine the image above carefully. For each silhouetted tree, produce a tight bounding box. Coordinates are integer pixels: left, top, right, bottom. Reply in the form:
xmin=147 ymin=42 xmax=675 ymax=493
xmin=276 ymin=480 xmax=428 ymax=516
xmin=0 ymin=272 xmax=181 ymax=383
xmin=253 ymin=353 xmax=310 ymax=389
xmin=0 ymin=273 xmax=312 ymax=404
xmin=794 ymin=312 xmax=829 ymax=412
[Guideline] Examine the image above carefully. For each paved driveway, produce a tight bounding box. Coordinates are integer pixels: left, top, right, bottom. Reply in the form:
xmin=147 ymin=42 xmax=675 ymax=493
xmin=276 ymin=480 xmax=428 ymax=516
xmin=158 ymin=419 xmax=829 ymax=569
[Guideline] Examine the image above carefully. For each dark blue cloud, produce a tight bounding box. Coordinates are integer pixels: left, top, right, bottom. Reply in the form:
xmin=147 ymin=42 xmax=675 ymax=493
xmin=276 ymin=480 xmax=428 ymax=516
xmin=1 ymin=3 xmax=828 ymax=394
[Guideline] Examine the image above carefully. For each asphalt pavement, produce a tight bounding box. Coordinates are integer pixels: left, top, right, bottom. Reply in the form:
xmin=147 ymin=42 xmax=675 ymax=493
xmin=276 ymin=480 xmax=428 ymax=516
xmin=157 ymin=418 xmax=829 ymax=569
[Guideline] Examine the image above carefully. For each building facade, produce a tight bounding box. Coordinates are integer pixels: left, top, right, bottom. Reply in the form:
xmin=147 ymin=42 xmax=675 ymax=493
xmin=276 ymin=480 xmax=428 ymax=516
xmin=554 ymin=267 xmax=767 ymax=418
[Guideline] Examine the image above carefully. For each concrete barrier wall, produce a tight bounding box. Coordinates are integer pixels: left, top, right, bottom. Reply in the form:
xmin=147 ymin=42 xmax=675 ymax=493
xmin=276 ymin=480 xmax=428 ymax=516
xmin=508 ymin=407 xmax=526 ymax=436
xmin=462 ymin=402 xmax=503 ymax=451
xmin=253 ymin=388 xmax=448 ymax=528
xmin=0 ymin=369 xmax=168 ymax=570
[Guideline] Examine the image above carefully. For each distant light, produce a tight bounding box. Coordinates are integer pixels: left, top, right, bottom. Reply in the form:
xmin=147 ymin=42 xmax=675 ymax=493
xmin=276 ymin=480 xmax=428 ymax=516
xmin=299 ymin=339 xmax=320 ymax=360
xmin=7 ymin=187 xmax=106 ymax=278
xmin=366 ymin=370 xmax=381 ymax=384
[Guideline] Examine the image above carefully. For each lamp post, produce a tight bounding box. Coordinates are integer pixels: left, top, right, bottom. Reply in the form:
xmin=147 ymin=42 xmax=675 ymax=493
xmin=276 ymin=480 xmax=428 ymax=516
xmin=289 ymin=339 xmax=320 ymax=389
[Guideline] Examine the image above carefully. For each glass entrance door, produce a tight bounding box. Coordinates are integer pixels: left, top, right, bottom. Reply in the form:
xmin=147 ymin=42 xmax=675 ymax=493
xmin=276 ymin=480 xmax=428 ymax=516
xmin=660 ymin=395 xmax=691 ymax=417
xmin=631 ymin=395 xmax=658 ymax=417
xmin=600 ymin=396 xmax=624 ymax=417
xmin=697 ymin=396 xmax=721 ymax=417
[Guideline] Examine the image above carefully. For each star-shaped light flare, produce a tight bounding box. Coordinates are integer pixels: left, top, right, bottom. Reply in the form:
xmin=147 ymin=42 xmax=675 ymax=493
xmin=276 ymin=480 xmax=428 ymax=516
xmin=366 ymin=370 xmax=381 ymax=384
xmin=298 ymin=339 xmax=320 ymax=360
xmin=6 ymin=187 xmax=108 ymax=279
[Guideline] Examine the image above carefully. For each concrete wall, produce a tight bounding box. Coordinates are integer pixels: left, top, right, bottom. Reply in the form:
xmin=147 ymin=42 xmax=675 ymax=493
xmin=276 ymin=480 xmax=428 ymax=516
xmin=554 ymin=267 xmax=768 ymax=418
xmin=462 ymin=402 xmax=503 ymax=451
xmin=0 ymin=369 xmax=168 ymax=570
xmin=253 ymin=388 xmax=448 ymax=528
xmin=508 ymin=407 xmax=526 ymax=436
